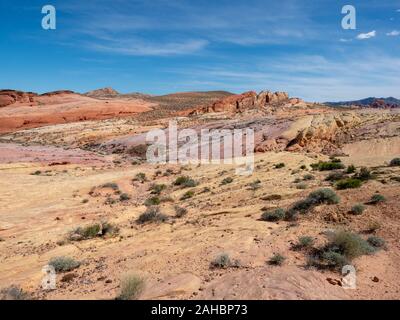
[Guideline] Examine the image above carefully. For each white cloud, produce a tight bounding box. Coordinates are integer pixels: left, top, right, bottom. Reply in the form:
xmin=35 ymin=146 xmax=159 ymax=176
xmin=339 ymin=38 xmax=352 ymax=42
xmin=356 ymin=30 xmax=376 ymax=40
xmin=386 ymin=30 xmax=400 ymax=36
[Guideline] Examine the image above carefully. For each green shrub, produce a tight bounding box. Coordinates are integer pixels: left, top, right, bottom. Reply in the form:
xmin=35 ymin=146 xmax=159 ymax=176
xmin=366 ymin=221 xmax=381 ymax=233
xmin=119 ymin=193 xmax=131 ymax=201
xmin=389 ymin=158 xmax=400 ymax=167
xmin=321 ymin=250 xmax=349 ymax=268
xmin=137 ymin=206 xmax=168 ymax=224
xmin=174 ymin=176 xmax=198 ymax=188
xmin=117 ymin=273 xmax=145 ymax=300
xmin=368 ymin=194 xmax=386 ymax=205
xmin=274 ymin=163 xmax=285 ymax=169
xmin=261 ymin=208 xmax=285 ymax=222
xmin=355 ymin=167 xmax=373 ymax=181
xmin=210 ymin=253 xmax=239 ymax=269
xmin=180 ymin=190 xmax=194 ymax=200
xmin=350 ymin=204 xmax=365 ymax=215
xmin=367 ymin=236 xmax=386 ymax=249
xmin=49 ymin=256 xmax=80 ymax=272
xmin=308 ymin=188 xmax=340 ymax=204
xmin=133 ymin=173 xmax=146 ymax=183
xmin=144 ymin=196 xmax=161 ymax=206
xmin=174 ymin=206 xmax=188 ymax=218
xmin=149 ymin=184 xmax=166 ymax=195
xmin=311 ymin=161 xmax=345 ymax=171
xmin=326 ymin=230 xmax=375 ymax=260
xmin=268 ymin=253 xmax=286 ymax=266
xmin=297 ymin=236 xmax=314 ymax=249
xmin=284 ymin=209 xmax=298 ymax=221
xmin=248 ymin=179 xmax=261 ymax=190
xmin=221 ymin=177 xmax=233 ymax=185
xmin=346 ymin=165 xmax=356 ymax=174
xmin=335 ymin=178 xmax=362 ymax=190
xmin=303 ymin=174 xmax=315 ymax=181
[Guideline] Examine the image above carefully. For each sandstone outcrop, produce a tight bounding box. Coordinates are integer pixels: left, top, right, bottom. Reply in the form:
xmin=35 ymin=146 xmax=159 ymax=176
xmin=85 ymin=87 xmax=119 ymax=98
xmin=189 ymin=90 xmax=302 ymax=115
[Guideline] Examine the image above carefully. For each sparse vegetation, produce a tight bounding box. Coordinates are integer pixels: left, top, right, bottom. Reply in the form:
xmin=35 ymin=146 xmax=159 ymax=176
xmin=367 ymin=236 xmax=386 ymax=249
xmin=221 ymin=177 xmax=233 ymax=185
xmin=389 ymin=157 xmax=400 ymax=167
xmin=248 ymin=179 xmax=261 ymax=190
xmin=49 ymin=256 xmax=80 ymax=272
xmin=303 ymin=174 xmax=315 ymax=181
xmin=0 ymin=285 xmax=31 ymax=300
xmin=296 ymin=236 xmax=314 ymax=249
xmin=325 ymin=171 xmax=345 ymax=182
xmin=268 ymin=253 xmax=286 ymax=266
xmin=31 ymin=170 xmax=42 ymax=176
xmin=174 ymin=206 xmax=188 ymax=218
xmin=261 ymin=208 xmax=285 ymax=222
xmin=274 ymin=163 xmax=285 ymax=169
xmin=300 ymin=165 xmax=307 ymax=170
xmin=335 ymin=178 xmax=362 ymax=190
xmin=210 ymin=253 xmax=240 ymax=269
xmin=350 ymin=204 xmax=365 ymax=215
xmin=137 ymin=206 xmax=168 ymax=224
xmin=180 ymin=190 xmax=194 ymax=200
xmin=149 ymin=184 xmax=166 ymax=195
xmin=119 ymin=193 xmax=131 ymax=201
xmin=346 ymin=165 xmax=356 ymax=174
xmin=368 ymin=194 xmax=386 ymax=205
xmin=117 ymin=273 xmax=145 ymax=300
xmin=101 ymin=182 xmax=119 ymax=191
xmin=144 ymin=196 xmax=161 ymax=206
xmin=311 ymin=161 xmax=345 ymax=171
xmin=355 ymin=167 xmax=373 ymax=181
xmin=174 ymin=176 xmax=198 ymax=188
xmin=366 ymin=221 xmax=381 ymax=233
xmin=296 ymin=182 xmax=308 ymax=189
xmin=133 ymin=172 xmax=147 ymax=183
xmin=69 ymin=222 xmax=118 ymax=241
xmin=291 ymin=188 xmax=340 ymax=214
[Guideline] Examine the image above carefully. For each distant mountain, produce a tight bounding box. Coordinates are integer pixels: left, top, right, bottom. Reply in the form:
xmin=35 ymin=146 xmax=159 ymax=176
xmin=85 ymin=87 xmax=119 ymax=98
xmin=325 ymin=97 xmax=400 ymax=108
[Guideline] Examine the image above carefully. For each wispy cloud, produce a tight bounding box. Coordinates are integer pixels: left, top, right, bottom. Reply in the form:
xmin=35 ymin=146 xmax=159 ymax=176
xmin=356 ymin=30 xmax=376 ymax=39
xmin=386 ymin=30 xmax=400 ymax=36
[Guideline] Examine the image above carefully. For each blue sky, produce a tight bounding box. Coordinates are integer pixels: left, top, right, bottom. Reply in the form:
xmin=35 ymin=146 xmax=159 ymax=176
xmin=0 ymin=0 xmax=399 ymax=101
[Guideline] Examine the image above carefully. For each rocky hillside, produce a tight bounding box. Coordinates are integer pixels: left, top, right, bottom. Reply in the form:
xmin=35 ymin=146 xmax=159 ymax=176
xmin=326 ymin=97 xmax=400 ymax=109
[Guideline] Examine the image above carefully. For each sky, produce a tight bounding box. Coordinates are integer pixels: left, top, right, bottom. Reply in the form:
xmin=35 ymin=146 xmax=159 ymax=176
xmin=0 ymin=0 xmax=399 ymax=101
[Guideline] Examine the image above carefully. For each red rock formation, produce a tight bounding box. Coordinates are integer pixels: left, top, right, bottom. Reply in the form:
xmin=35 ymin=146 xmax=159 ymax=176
xmin=0 ymin=90 xmax=37 ymax=107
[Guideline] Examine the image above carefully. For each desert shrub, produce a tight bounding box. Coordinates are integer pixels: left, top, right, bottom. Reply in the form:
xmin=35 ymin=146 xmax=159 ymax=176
xmin=321 ymin=251 xmax=349 ymax=268
xmin=284 ymin=209 xmax=299 ymax=221
xmin=300 ymin=165 xmax=307 ymax=170
xmin=117 ymin=273 xmax=145 ymax=300
xmin=367 ymin=236 xmax=386 ymax=249
xmin=174 ymin=176 xmax=198 ymax=188
xmin=296 ymin=183 xmax=308 ymax=190
xmin=335 ymin=178 xmax=362 ymax=190
xmin=174 ymin=206 xmax=188 ymax=218
xmin=308 ymin=188 xmax=340 ymax=204
xmin=311 ymin=161 xmax=345 ymax=171
xmin=137 ymin=206 xmax=168 ymax=224
xmin=126 ymin=144 xmax=148 ymax=158
xmin=221 ymin=177 xmax=233 ymax=185
xmin=326 ymin=230 xmax=375 ymax=260
xmin=346 ymin=165 xmax=356 ymax=174
xmin=350 ymin=204 xmax=365 ymax=215
xmin=210 ymin=253 xmax=240 ymax=269
xmin=368 ymin=194 xmax=386 ymax=205
xmin=268 ymin=253 xmax=286 ymax=266
xmin=262 ymin=194 xmax=282 ymax=201
xmin=389 ymin=158 xmax=400 ymax=167
xmin=101 ymin=182 xmax=119 ymax=191
xmin=180 ymin=190 xmax=194 ymax=200
xmin=0 ymin=286 xmax=31 ymax=300
xmin=49 ymin=256 xmax=80 ymax=272
xmin=297 ymin=236 xmax=314 ymax=249
xmin=119 ymin=193 xmax=131 ymax=201
xmin=274 ymin=163 xmax=285 ymax=169
xmin=355 ymin=167 xmax=373 ymax=181
xmin=149 ymin=184 xmax=166 ymax=195
xmin=248 ymin=179 xmax=261 ymax=190
xmin=366 ymin=221 xmax=381 ymax=233
xmin=261 ymin=208 xmax=285 ymax=222
xmin=325 ymin=171 xmax=345 ymax=182
xmin=31 ymin=170 xmax=42 ymax=176
xmin=303 ymin=174 xmax=315 ymax=181
xmin=133 ymin=172 xmax=146 ymax=183
xmin=69 ymin=222 xmax=118 ymax=241
xmin=144 ymin=196 xmax=161 ymax=206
